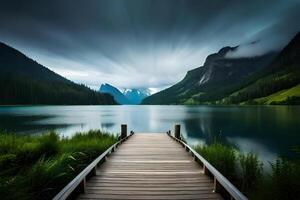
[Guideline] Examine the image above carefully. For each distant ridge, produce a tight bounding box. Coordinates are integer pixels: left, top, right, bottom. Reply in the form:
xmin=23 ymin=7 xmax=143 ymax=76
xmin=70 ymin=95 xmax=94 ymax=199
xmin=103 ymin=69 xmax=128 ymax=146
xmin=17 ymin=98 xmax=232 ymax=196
xmin=0 ymin=42 xmax=116 ymax=105
xmin=99 ymin=83 xmax=150 ymax=104
xmin=99 ymin=84 xmax=131 ymax=104
xmin=123 ymin=88 xmax=150 ymax=104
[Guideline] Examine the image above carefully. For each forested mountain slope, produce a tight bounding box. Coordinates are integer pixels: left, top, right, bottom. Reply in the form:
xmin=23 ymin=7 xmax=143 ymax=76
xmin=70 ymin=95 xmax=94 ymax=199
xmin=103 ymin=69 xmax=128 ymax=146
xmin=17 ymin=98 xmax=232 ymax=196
xmin=143 ymin=32 xmax=300 ymax=105
xmin=142 ymin=46 xmax=276 ymax=104
xmin=0 ymin=42 xmax=116 ymax=105
xmin=221 ymin=32 xmax=300 ymax=105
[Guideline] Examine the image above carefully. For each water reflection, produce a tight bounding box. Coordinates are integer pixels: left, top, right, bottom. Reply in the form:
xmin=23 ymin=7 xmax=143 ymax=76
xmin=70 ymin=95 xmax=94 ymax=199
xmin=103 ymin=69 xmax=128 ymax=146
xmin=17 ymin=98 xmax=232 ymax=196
xmin=181 ymin=106 xmax=300 ymax=160
xmin=0 ymin=105 xmax=299 ymax=162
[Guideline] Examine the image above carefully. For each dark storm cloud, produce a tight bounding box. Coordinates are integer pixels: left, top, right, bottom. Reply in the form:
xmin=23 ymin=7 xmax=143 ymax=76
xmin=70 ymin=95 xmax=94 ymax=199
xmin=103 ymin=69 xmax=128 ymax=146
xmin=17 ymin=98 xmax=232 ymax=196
xmin=0 ymin=0 xmax=299 ymax=90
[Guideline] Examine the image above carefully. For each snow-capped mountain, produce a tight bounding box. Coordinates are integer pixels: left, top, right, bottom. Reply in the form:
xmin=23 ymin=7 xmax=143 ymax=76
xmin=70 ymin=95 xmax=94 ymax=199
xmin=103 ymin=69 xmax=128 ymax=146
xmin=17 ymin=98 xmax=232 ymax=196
xmin=99 ymin=84 xmax=150 ymax=104
xmin=123 ymin=88 xmax=151 ymax=104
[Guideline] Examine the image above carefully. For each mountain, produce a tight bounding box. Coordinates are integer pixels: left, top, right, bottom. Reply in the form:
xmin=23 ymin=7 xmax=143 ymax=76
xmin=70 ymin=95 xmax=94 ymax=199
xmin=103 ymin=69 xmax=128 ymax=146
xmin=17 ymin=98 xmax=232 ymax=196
xmin=142 ymin=46 xmax=277 ymax=105
xmin=0 ymin=42 xmax=116 ymax=105
xmin=99 ymin=84 xmax=131 ymax=104
xmin=221 ymin=32 xmax=300 ymax=105
xmin=99 ymin=84 xmax=150 ymax=104
xmin=123 ymin=88 xmax=151 ymax=104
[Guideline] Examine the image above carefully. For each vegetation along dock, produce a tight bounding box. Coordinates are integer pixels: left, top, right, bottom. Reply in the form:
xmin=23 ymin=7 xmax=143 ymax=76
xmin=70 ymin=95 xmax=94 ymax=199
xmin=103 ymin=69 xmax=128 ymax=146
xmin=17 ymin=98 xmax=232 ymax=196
xmin=54 ymin=125 xmax=247 ymax=200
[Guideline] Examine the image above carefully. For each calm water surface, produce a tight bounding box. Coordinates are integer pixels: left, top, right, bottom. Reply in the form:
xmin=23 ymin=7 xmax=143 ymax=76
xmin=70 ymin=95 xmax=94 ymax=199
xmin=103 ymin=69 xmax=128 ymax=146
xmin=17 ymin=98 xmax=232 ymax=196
xmin=0 ymin=105 xmax=299 ymax=163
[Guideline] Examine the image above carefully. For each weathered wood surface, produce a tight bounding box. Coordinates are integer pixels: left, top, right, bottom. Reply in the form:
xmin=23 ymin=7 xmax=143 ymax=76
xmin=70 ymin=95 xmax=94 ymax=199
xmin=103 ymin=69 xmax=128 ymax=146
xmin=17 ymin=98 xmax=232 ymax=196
xmin=78 ymin=133 xmax=223 ymax=200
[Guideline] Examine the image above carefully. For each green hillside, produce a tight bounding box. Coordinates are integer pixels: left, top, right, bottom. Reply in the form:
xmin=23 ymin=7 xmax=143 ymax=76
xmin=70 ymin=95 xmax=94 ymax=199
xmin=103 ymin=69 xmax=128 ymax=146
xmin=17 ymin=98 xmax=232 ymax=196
xmin=252 ymin=84 xmax=300 ymax=105
xmin=220 ymin=69 xmax=300 ymax=105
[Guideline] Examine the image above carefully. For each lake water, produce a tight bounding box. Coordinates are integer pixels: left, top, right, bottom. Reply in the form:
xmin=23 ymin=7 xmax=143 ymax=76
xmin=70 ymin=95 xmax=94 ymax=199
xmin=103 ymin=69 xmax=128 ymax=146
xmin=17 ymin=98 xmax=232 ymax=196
xmin=0 ymin=105 xmax=299 ymax=163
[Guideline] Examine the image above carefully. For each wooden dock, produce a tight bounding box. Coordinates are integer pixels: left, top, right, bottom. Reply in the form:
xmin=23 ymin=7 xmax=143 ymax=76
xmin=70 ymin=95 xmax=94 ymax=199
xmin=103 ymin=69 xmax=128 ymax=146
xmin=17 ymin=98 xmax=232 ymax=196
xmin=77 ymin=133 xmax=222 ymax=200
xmin=54 ymin=125 xmax=247 ymax=200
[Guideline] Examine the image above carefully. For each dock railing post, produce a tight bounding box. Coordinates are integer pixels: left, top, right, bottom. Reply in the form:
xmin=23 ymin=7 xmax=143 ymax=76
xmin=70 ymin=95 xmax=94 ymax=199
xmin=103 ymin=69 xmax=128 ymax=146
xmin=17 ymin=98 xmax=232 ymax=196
xmin=121 ymin=124 xmax=127 ymax=139
xmin=175 ymin=124 xmax=181 ymax=140
xmin=79 ymin=177 xmax=86 ymax=193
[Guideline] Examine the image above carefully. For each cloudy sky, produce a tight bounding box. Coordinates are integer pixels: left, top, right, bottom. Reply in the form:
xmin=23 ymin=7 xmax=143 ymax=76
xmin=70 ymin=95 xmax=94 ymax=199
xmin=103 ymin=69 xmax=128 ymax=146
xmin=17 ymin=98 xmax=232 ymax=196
xmin=0 ymin=0 xmax=299 ymax=91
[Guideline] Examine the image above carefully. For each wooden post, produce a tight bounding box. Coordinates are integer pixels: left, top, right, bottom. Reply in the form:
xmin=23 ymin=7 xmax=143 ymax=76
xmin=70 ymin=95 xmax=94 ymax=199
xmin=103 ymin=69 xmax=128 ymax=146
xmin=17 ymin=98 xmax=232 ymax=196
xmin=175 ymin=124 xmax=181 ymax=139
xmin=121 ymin=124 xmax=127 ymax=139
xmin=78 ymin=177 xmax=86 ymax=193
xmin=203 ymin=165 xmax=209 ymax=175
xmin=91 ymin=166 xmax=97 ymax=176
xmin=213 ymin=177 xmax=222 ymax=193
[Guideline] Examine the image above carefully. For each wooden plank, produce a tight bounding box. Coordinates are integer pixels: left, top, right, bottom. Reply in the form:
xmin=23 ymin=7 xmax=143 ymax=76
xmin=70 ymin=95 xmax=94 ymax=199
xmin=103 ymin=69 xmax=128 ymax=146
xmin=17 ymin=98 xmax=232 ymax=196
xmin=77 ymin=133 xmax=223 ymax=200
xmin=84 ymin=190 xmax=218 ymax=195
xmin=84 ymin=182 xmax=214 ymax=188
xmin=78 ymin=193 xmax=223 ymax=200
xmin=85 ymin=186 xmax=214 ymax=191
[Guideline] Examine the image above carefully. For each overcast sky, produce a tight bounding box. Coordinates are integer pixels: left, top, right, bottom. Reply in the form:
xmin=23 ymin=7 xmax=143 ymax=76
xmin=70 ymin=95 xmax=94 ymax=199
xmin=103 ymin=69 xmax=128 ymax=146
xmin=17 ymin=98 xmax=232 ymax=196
xmin=0 ymin=0 xmax=299 ymax=91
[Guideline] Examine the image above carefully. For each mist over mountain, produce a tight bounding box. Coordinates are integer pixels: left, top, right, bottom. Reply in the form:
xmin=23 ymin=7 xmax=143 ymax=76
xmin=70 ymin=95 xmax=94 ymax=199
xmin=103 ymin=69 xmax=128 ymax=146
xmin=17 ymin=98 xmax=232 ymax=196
xmin=222 ymin=32 xmax=300 ymax=105
xmin=143 ymin=32 xmax=300 ymax=105
xmin=142 ymin=44 xmax=277 ymax=104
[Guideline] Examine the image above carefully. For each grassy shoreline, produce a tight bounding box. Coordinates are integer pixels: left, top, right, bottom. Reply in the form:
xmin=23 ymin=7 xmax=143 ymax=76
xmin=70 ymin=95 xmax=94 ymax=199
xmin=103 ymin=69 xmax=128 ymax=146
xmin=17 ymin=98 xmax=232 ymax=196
xmin=1 ymin=131 xmax=299 ymax=200
xmin=194 ymin=142 xmax=300 ymax=200
xmin=0 ymin=130 xmax=117 ymax=200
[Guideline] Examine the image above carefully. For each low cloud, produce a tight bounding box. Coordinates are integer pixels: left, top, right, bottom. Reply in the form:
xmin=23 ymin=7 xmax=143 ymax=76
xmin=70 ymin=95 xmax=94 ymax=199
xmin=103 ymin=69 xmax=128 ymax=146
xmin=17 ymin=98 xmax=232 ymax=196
xmin=225 ymin=39 xmax=281 ymax=58
xmin=226 ymin=4 xmax=300 ymax=58
xmin=0 ymin=0 xmax=299 ymax=90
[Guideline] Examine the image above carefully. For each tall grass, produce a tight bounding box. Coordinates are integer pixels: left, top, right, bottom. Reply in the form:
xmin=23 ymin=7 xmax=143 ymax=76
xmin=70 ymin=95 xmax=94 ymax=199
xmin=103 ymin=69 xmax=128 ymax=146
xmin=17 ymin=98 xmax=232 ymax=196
xmin=194 ymin=142 xmax=300 ymax=199
xmin=0 ymin=130 xmax=117 ymax=200
xmin=195 ymin=143 xmax=236 ymax=178
xmin=253 ymin=158 xmax=300 ymax=200
xmin=239 ymin=152 xmax=263 ymax=195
